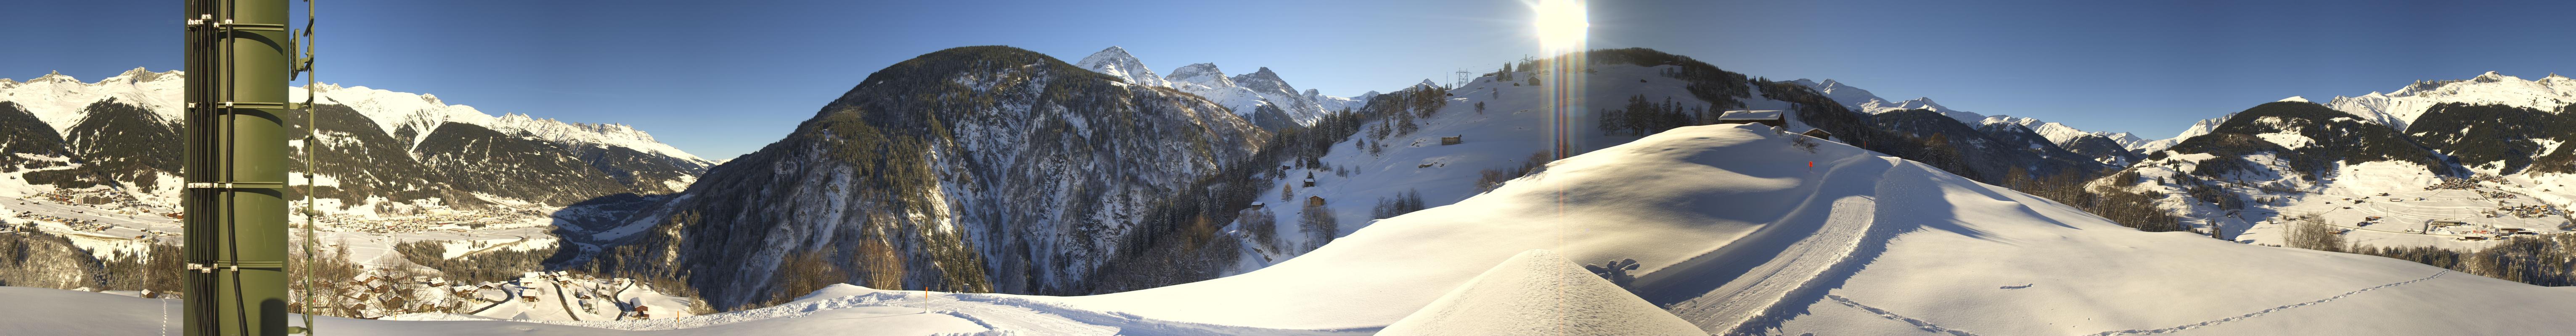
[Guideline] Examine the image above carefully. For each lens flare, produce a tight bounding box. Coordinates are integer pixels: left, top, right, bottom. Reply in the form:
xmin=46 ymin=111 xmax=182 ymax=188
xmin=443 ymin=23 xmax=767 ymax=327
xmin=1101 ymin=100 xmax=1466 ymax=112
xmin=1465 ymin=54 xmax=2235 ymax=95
xmin=1533 ymin=0 xmax=1588 ymax=51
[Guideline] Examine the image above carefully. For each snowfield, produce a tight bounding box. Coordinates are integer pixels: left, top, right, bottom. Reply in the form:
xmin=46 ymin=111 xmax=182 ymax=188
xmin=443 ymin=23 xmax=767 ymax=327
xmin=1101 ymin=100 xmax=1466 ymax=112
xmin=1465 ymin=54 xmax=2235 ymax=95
xmin=12 ymin=124 xmax=2576 ymax=334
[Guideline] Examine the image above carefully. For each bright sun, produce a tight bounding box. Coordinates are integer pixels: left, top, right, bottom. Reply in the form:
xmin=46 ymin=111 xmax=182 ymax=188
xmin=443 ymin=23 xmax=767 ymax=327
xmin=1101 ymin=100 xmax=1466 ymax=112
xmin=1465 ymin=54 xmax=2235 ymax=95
xmin=1533 ymin=0 xmax=1589 ymax=51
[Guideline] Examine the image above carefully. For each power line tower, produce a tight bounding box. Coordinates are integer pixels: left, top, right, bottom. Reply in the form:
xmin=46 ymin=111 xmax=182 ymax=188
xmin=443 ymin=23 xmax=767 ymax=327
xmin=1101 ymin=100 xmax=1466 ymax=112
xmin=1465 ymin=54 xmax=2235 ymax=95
xmin=1455 ymin=68 xmax=1472 ymax=88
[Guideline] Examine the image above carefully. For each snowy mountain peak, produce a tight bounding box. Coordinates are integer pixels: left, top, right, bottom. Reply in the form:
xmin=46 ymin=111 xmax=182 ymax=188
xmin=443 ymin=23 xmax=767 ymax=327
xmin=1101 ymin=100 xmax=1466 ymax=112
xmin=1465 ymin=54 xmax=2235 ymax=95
xmin=1073 ymin=46 xmax=1171 ymax=87
xmin=1230 ymin=67 xmax=1298 ymax=93
xmin=1790 ymin=78 xmax=1990 ymax=124
xmin=2136 ymin=113 xmax=2236 ymax=152
xmin=1981 ymin=115 xmax=2142 ymax=150
xmin=1790 ymin=78 xmax=1882 ymax=111
xmin=1167 ymin=63 xmax=1234 ymax=88
xmin=2473 ymin=71 xmax=2510 ymax=82
xmin=2278 ymin=96 xmax=2309 ymax=103
xmin=1159 ymin=62 xmax=1348 ymax=127
xmin=28 ymin=71 xmax=78 ymax=83
xmin=1416 ymin=79 xmax=1442 ymax=89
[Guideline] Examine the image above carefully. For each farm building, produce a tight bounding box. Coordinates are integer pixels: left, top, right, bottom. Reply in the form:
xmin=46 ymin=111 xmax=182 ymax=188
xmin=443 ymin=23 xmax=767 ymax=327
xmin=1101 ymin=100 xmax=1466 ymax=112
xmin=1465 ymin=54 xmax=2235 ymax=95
xmin=1440 ymin=135 xmax=1463 ymax=145
xmin=1308 ymin=195 xmax=1327 ymax=207
xmin=1800 ymin=129 xmax=1833 ymax=141
xmin=1717 ymin=110 xmax=1787 ymax=128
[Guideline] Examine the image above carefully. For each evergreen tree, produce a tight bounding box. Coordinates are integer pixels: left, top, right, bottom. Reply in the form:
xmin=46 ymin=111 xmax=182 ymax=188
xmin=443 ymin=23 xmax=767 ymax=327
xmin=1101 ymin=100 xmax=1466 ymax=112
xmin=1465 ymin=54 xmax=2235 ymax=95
xmin=1397 ymin=108 xmax=1419 ymax=135
xmin=1598 ymin=108 xmax=1624 ymax=135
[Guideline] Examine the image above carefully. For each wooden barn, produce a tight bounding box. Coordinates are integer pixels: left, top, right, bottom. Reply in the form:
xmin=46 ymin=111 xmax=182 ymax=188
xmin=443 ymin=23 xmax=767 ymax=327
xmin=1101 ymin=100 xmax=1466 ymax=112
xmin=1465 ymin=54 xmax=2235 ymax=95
xmin=1717 ymin=110 xmax=1787 ymax=128
xmin=1800 ymin=128 xmax=1833 ymax=141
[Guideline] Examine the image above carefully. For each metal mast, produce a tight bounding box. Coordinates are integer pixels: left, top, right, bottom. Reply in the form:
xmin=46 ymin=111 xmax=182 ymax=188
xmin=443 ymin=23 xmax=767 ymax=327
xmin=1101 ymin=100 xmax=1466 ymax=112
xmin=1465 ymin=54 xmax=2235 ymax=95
xmin=184 ymin=0 xmax=304 ymax=334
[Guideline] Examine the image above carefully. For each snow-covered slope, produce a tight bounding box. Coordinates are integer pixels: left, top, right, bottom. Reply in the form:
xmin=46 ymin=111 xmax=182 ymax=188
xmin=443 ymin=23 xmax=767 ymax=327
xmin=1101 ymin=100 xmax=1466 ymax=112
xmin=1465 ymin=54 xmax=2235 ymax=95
xmin=17 ymin=122 xmax=2576 ymax=335
xmin=1049 ymin=123 xmax=2576 ymax=334
xmin=2326 ymin=71 xmax=2576 ymax=131
xmin=1377 ymin=249 xmax=1703 ymax=336
xmin=1225 ymin=63 xmax=1790 ymax=265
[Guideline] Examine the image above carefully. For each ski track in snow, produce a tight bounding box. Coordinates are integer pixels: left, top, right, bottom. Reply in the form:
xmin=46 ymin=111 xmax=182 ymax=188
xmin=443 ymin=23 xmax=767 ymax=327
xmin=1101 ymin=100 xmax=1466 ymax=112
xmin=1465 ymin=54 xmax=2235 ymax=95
xmin=2080 ymin=270 xmax=2450 ymax=336
xmin=1666 ymin=195 xmax=1877 ymax=333
xmin=1826 ymin=294 xmax=1981 ymax=336
xmin=1823 ymin=269 xmax=2452 ymax=336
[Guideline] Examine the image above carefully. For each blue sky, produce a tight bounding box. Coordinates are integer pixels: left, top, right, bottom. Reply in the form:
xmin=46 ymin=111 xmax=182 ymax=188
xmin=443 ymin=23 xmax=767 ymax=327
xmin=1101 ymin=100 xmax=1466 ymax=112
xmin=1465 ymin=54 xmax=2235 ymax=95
xmin=11 ymin=0 xmax=2576 ymax=159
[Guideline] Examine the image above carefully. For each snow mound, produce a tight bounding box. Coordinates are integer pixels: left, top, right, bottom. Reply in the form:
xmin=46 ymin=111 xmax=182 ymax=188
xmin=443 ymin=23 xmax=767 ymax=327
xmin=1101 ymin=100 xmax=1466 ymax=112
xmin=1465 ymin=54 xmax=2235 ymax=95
xmin=1379 ymin=249 xmax=1701 ymax=336
xmin=2278 ymin=95 xmax=2310 ymax=102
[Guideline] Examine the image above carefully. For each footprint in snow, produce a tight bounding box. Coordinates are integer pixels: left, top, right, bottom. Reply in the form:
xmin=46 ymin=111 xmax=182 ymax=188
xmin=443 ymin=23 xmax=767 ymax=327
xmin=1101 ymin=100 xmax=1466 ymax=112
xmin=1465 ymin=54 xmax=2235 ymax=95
xmin=2000 ymin=284 xmax=2034 ymax=289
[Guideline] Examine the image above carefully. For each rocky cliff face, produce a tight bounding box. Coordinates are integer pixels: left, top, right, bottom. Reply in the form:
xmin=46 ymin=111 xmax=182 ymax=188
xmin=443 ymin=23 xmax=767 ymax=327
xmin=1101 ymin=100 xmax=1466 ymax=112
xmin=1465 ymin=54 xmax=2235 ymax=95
xmin=580 ymin=46 xmax=1269 ymax=309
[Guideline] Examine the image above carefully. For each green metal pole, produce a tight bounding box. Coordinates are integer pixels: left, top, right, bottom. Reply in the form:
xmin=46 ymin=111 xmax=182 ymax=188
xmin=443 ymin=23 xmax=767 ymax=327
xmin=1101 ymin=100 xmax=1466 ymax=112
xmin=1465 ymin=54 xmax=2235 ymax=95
xmin=185 ymin=0 xmax=292 ymax=334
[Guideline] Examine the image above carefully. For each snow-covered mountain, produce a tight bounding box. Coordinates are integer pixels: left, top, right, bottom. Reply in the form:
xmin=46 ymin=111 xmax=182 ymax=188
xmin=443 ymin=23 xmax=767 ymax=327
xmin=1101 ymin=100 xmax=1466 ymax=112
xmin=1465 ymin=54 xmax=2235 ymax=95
xmin=1788 ymin=79 xmax=1985 ymax=123
xmin=1981 ymin=115 xmax=2143 ymax=148
xmin=1790 ymin=78 xmax=2158 ymax=156
xmin=299 ymin=83 xmax=705 ymax=163
xmin=2325 ymin=71 xmax=2576 ymax=131
xmin=576 ymin=46 xmax=1272 ymax=309
xmin=1126 ymin=53 xmax=1363 ymax=129
xmin=1164 ymin=63 xmax=1320 ymax=128
xmin=2103 ymin=72 xmax=2576 ymax=251
xmin=1982 ymin=115 xmax=2148 ymax=165
xmin=32 ymin=120 xmax=2576 ymax=335
xmin=1307 ymin=89 xmax=1366 ymax=113
xmin=0 ymin=68 xmax=713 ymax=215
xmin=1070 ymin=46 xmax=1171 ymax=88
xmin=1787 ymin=79 xmax=1881 ymax=111
xmin=2135 ymin=113 xmax=2235 ymax=152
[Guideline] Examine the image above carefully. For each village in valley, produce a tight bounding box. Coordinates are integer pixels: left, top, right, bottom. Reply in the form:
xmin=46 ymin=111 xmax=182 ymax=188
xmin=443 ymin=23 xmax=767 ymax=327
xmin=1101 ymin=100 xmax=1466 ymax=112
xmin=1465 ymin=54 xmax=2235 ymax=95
xmin=1 ymin=186 xmax=710 ymax=322
xmin=328 ymin=270 xmax=700 ymax=321
xmin=2234 ymin=172 xmax=2576 ymax=248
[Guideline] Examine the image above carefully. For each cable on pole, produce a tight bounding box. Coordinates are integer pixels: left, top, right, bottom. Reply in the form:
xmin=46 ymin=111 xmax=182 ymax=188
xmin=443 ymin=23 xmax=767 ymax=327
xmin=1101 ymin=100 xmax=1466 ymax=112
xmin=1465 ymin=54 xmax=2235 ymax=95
xmin=294 ymin=0 xmax=319 ymax=333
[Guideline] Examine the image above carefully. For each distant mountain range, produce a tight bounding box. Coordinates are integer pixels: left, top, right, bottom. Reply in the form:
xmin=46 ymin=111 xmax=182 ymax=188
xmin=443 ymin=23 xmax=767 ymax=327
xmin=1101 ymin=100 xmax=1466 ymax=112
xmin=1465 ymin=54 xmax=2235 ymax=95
xmin=1077 ymin=46 xmax=1371 ymax=129
xmin=0 ymin=68 xmax=713 ymax=215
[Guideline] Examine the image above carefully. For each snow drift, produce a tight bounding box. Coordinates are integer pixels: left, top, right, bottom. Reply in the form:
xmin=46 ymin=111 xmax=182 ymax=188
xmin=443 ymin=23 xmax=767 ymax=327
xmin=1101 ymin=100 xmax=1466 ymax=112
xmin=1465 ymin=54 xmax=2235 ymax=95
xmin=1378 ymin=249 xmax=1702 ymax=336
